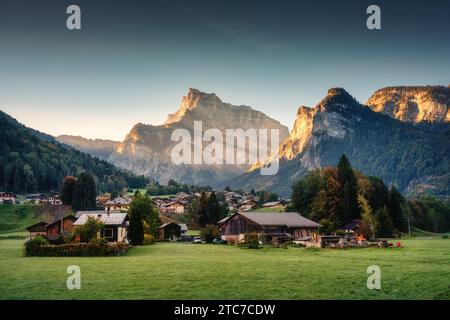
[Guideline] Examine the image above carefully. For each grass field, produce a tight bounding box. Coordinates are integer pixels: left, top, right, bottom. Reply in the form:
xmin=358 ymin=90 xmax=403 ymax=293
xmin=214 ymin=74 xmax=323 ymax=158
xmin=1 ymin=238 xmax=449 ymax=300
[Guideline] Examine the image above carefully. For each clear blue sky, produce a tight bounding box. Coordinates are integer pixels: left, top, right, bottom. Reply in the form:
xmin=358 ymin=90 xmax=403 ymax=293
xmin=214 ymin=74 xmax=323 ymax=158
xmin=0 ymin=0 xmax=449 ymax=140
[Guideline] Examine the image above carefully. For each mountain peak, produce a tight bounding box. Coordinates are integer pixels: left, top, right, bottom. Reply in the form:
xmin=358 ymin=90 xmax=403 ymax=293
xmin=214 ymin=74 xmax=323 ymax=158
xmin=367 ymin=85 xmax=450 ymax=123
xmin=185 ymin=88 xmax=221 ymax=105
xmin=165 ymin=88 xmax=222 ymax=125
xmin=327 ymin=87 xmax=349 ymax=97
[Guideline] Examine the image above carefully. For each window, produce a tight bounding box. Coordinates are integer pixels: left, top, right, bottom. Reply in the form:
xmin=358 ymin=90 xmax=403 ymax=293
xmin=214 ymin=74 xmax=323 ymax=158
xmin=103 ymin=228 xmax=114 ymax=239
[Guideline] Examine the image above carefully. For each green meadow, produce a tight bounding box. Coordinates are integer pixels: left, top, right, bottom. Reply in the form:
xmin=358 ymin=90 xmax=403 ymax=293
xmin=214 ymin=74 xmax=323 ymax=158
xmin=0 ymin=238 xmax=449 ymax=300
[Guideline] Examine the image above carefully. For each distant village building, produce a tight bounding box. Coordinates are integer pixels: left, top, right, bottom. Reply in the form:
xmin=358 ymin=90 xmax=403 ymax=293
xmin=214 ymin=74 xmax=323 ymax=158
xmin=74 ymin=211 xmax=129 ymax=242
xmin=237 ymin=199 xmax=258 ymax=211
xmin=261 ymin=201 xmax=284 ymax=208
xmin=26 ymin=193 xmax=62 ymax=205
xmin=0 ymin=192 xmax=17 ymax=204
xmin=96 ymin=196 xmax=110 ymax=206
xmin=160 ymin=200 xmax=187 ymax=214
xmin=343 ymin=219 xmax=361 ymax=234
xmin=104 ymin=197 xmax=131 ymax=212
xmin=218 ymin=212 xmax=321 ymax=244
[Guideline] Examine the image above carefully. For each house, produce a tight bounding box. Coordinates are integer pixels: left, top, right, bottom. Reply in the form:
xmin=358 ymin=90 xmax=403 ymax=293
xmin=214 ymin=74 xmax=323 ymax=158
xmin=0 ymin=192 xmax=17 ymax=204
xmin=45 ymin=215 xmax=77 ymax=242
xmin=261 ymin=201 xmax=284 ymax=208
xmin=25 ymin=221 xmax=48 ymax=237
xmin=73 ymin=211 xmax=129 ymax=242
xmin=96 ymin=196 xmax=110 ymax=206
xmin=218 ymin=211 xmax=321 ymax=244
xmin=160 ymin=200 xmax=187 ymax=214
xmin=237 ymin=199 xmax=258 ymax=211
xmin=158 ymin=222 xmax=187 ymax=241
xmin=104 ymin=197 xmax=131 ymax=212
xmin=26 ymin=193 xmax=62 ymax=205
xmin=343 ymin=219 xmax=361 ymax=233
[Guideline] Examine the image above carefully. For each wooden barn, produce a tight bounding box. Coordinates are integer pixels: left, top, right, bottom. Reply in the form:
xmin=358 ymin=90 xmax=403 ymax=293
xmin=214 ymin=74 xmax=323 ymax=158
xmin=25 ymin=221 xmax=48 ymax=238
xmin=45 ymin=215 xmax=77 ymax=242
xmin=218 ymin=212 xmax=321 ymax=243
xmin=158 ymin=222 xmax=182 ymax=241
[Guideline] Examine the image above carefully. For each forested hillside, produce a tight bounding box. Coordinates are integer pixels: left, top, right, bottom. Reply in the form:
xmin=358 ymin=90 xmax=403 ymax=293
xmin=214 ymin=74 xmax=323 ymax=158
xmin=0 ymin=110 xmax=147 ymax=194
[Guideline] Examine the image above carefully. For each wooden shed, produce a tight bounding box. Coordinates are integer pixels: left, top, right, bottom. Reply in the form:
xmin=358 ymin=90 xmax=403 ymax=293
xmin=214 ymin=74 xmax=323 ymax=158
xmin=158 ymin=222 xmax=182 ymax=241
xmin=25 ymin=221 xmax=48 ymax=237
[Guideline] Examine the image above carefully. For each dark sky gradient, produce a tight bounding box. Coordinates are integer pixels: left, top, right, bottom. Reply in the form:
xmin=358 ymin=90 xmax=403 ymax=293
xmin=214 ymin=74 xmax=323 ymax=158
xmin=0 ymin=0 xmax=449 ymax=139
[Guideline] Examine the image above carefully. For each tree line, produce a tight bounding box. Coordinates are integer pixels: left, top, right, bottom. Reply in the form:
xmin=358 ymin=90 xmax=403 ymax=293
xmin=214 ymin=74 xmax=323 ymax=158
xmin=288 ymin=154 xmax=450 ymax=238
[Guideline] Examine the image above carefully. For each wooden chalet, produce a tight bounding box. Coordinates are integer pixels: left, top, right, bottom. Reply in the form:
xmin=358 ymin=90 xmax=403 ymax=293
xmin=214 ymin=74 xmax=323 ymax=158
xmin=262 ymin=201 xmax=285 ymax=208
xmin=0 ymin=192 xmax=17 ymax=204
xmin=237 ymin=199 xmax=258 ymax=211
xmin=218 ymin=212 xmax=321 ymax=243
xmin=104 ymin=197 xmax=131 ymax=212
xmin=160 ymin=200 xmax=187 ymax=214
xmin=26 ymin=193 xmax=62 ymax=205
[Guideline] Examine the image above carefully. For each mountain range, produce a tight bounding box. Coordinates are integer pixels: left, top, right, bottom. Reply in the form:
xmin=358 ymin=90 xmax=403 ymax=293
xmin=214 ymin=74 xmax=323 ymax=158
xmin=228 ymin=86 xmax=450 ymax=196
xmin=105 ymin=89 xmax=289 ymax=185
xmin=5 ymin=85 xmax=450 ymax=197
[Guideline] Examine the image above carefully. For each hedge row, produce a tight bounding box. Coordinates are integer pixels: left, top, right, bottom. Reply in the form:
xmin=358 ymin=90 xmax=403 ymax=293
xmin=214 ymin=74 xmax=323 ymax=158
xmin=24 ymin=241 xmax=130 ymax=257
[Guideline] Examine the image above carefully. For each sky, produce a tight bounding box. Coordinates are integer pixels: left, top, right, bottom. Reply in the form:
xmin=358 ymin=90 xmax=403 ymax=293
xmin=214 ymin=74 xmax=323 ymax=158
xmin=0 ymin=0 xmax=449 ymax=140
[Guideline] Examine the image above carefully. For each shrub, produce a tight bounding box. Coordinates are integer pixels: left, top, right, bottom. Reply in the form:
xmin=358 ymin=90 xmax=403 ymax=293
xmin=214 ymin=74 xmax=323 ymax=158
xmin=32 ymin=235 xmax=48 ymax=245
xmin=73 ymin=216 xmax=104 ymax=243
xmin=244 ymin=232 xmax=261 ymax=249
xmin=89 ymin=237 xmax=108 ymax=246
xmin=63 ymin=233 xmax=77 ymax=244
xmin=442 ymin=235 xmax=449 ymax=239
xmin=143 ymin=233 xmax=156 ymax=245
xmin=200 ymin=224 xmax=220 ymax=243
xmin=24 ymin=242 xmax=129 ymax=257
xmin=335 ymin=229 xmax=346 ymax=236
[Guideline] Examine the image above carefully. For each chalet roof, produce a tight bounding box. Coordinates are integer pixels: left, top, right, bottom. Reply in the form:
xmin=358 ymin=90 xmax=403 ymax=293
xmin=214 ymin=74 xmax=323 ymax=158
xmin=158 ymin=222 xmax=181 ymax=229
xmin=45 ymin=215 xmax=77 ymax=227
xmin=105 ymin=197 xmax=131 ymax=206
xmin=0 ymin=191 xmax=17 ymax=197
xmin=218 ymin=215 xmax=232 ymax=225
xmin=73 ymin=212 xmax=128 ymax=226
xmin=262 ymin=201 xmax=282 ymax=207
xmin=240 ymin=212 xmax=321 ymax=228
xmin=25 ymin=221 xmax=48 ymax=232
xmin=239 ymin=199 xmax=258 ymax=205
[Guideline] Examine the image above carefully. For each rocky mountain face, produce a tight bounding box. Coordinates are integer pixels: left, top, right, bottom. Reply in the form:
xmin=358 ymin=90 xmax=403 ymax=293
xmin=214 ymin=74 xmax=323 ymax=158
xmin=226 ymin=88 xmax=450 ymax=196
xmin=366 ymin=86 xmax=449 ymax=126
xmin=107 ymin=89 xmax=289 ymax=185
xmin=56 ymin=135 xmax=119 ymax=160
